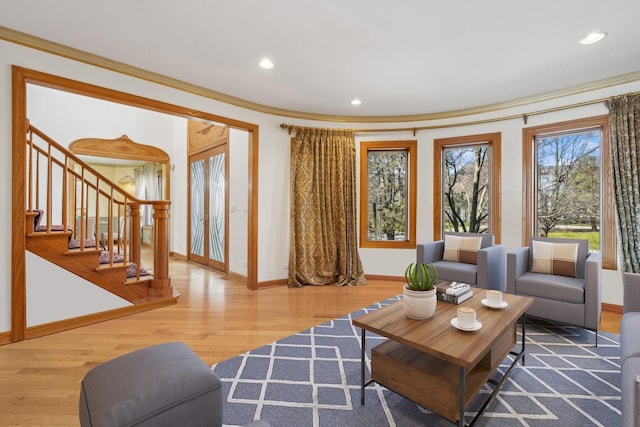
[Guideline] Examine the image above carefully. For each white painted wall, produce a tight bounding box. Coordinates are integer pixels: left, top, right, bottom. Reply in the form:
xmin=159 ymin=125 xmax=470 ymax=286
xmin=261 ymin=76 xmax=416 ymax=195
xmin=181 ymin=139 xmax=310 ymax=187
xmin=1 ymin=38 xmax=639 ymax=334
xmin=170 ymin=117 xmax=188 ymax=256
xmin=27 ymin=84 xmax=177 ymax=154
xmin=229 ymin=128 xmax=249 ymax=277
xmin=26 ymin=251 xmax=131 ymax=326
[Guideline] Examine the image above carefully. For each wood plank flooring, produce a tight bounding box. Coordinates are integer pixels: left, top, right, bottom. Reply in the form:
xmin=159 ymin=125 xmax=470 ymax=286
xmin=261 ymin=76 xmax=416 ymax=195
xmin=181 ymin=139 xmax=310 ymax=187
xmin=0 ymin=257 xmax=622 ymax=426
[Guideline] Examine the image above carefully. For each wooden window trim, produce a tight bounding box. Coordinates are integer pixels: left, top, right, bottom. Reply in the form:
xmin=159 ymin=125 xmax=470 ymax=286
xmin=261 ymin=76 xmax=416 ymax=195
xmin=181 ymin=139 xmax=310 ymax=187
xmin=522 ymin=115 xmax=616 ymax=270
xmin=359 ymin=140 xmax=417 ymax=249
xmin=433 ymin=133 xmax=502 ymax=243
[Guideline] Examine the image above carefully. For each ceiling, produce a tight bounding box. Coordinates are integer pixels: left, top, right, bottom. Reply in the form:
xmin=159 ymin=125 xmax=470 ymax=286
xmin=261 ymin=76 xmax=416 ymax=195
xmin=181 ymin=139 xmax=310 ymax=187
xmin=1 ymin=1 xmax=639 ymax=120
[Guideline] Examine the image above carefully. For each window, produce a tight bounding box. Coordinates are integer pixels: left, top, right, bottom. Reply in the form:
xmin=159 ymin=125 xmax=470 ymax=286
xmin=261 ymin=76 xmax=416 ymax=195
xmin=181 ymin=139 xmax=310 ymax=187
xmin=135 ymin=163 xmax=163 ymax=226
xmin=359 ymin=140 xmax=416 ymax=248
xmin=434 ymin=133 xmax=502 ymax=241
xmin=523 ymin=115 xmax=615 ymax=269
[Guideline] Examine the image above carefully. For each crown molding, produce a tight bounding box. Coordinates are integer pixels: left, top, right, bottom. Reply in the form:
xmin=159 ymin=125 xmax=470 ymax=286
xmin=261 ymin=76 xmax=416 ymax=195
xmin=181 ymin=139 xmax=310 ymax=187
xmin=2 ymin=25 xmax=639 ymax=124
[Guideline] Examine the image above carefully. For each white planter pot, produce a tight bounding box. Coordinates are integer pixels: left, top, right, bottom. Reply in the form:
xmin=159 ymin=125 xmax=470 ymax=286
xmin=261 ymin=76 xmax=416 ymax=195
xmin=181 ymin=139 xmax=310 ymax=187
xmin=402 ymin=285 xmax=437 ymax=320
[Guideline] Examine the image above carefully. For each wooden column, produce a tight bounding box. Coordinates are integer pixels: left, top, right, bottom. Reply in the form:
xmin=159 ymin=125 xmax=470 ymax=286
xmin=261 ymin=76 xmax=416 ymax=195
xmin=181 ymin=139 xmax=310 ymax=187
xmin=149 ymin=201 xmax=172 ymax=296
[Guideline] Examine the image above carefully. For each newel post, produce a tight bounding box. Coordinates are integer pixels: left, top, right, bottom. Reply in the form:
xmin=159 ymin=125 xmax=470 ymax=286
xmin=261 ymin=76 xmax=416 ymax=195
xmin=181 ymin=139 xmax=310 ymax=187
xmin=149 ymin=201 xmax=172 ymax=297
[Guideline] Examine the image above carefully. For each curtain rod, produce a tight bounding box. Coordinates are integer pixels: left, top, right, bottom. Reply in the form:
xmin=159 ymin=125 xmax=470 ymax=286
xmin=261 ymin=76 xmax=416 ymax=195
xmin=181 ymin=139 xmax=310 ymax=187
xmin=280 ymin=96 xmax=615 ymax=136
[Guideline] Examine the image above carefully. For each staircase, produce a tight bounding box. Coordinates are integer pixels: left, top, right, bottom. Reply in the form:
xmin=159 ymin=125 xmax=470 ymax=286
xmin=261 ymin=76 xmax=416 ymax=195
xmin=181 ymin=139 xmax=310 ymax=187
xmin=25 ymin=222 xmax=152 ymax=304
xmin=24 ymin=122 xmax=175 ymax=305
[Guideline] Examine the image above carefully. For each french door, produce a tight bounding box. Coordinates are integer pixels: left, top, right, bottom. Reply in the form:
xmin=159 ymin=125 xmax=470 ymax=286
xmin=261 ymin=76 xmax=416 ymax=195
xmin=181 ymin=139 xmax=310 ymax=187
xmin=189 ymin=145 xmax=228 ymax=271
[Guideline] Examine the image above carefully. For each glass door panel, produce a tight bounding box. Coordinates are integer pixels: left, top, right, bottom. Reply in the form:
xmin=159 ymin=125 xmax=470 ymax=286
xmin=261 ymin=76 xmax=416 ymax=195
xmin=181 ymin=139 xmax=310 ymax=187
xmin=188 ymin=146 xmax=228 ymax=271
xmin=208 ymin=152 xmax=225 ymax=263
xmin=189 ymin=154 xmax=207 ymax=264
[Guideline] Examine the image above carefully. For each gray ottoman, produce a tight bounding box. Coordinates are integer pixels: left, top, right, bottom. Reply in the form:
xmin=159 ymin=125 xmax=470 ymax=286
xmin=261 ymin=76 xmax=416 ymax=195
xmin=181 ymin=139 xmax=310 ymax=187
xmin=79 ymin=342 xmax=222 ymax=427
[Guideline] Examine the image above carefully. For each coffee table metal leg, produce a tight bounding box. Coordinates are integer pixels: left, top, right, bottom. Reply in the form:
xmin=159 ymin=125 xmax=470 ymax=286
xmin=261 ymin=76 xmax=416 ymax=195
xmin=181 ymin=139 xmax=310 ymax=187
xmin=521 ymin=313 xmax=527 ymax=365
xmin=360 ymin=328 xmax=366 ymax=405
xmin=467 ymin=316 xmax=528 ymax=426
xmin=459 ymin=367 xmax=466 ymax=427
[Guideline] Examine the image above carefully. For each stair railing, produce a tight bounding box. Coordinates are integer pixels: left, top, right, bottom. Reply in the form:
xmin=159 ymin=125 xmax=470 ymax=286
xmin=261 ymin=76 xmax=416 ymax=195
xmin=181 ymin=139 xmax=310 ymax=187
xmin=25 ymin=121 xmax=172 ymax=296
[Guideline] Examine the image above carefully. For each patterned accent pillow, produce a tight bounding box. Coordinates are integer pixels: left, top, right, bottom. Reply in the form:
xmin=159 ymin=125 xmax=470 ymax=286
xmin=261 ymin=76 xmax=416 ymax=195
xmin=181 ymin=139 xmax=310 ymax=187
xmin=442 ymin=235 xmax=483 ymax=265
xmin=530 ymin=240 xmax=579 ymax=278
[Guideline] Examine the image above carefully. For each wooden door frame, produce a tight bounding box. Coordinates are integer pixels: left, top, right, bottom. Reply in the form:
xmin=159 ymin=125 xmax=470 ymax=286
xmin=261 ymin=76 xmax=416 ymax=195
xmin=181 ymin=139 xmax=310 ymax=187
xmin=11 ymin=66 xmax=260 ymax=341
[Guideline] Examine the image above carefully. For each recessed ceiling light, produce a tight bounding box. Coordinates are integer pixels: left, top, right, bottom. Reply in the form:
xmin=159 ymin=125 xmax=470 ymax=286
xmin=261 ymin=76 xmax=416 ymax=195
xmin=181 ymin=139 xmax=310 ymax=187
xmin=350 ymin=99 xmax=362 ymax=105
xmin=579 ymin=32 xmax=607 ymax=45
xmin=259 ymin=58 xmax=274 ymax=69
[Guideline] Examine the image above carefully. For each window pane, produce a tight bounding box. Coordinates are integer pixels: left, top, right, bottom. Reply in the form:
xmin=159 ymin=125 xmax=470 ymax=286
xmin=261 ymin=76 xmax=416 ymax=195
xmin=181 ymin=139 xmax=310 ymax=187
xmin=366 ymin=150 xmax=408 ymax=241
xmin=535 ymin=130 xmax=601 ymax=250
xmin=442 ymin=145 xmax=491 ymax=233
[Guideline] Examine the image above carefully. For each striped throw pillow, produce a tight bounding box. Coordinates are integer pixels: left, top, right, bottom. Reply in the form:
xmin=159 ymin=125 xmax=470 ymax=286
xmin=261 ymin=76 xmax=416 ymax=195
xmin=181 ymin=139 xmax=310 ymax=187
xmin=531 ymin=240 xmax=579 ymax=278
xmin=442 ymin=235 xmax=483 ymax=265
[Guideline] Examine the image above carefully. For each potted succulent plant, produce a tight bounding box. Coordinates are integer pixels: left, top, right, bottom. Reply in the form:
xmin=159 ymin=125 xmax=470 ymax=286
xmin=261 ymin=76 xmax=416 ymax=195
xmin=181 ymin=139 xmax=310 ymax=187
xmin=402 ymin=262 xmax=438 ymax=319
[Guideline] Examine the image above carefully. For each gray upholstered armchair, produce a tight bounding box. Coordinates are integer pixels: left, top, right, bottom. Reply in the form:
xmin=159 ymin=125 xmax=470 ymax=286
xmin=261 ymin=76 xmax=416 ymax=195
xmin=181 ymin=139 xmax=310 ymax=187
xmin=506 ymin=236 xmax=602 ymax=345
xmin=621 ymin=272 xmax=640 ymax=427
xmin=417 ymin=232 xmax=506 ymax=291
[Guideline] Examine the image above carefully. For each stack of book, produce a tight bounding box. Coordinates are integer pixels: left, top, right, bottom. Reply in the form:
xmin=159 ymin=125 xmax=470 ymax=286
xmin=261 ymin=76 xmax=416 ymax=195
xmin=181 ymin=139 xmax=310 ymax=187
xmin=436 ymin=281 xmax=473 ymax=304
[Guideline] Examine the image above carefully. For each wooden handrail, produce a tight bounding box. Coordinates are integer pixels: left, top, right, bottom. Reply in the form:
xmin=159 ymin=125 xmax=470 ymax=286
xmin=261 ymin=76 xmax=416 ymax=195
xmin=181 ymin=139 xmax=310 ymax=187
xmin=28 ymin=128 xmax=139 ymax=203
xmin=25 ymin=122 xmax=171 ymax=295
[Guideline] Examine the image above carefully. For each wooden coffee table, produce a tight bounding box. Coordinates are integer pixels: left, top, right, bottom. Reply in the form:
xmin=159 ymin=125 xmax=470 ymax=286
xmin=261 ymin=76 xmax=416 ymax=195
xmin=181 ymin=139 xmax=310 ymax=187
xmin=352 ymin=290 xmax=533 ymax=426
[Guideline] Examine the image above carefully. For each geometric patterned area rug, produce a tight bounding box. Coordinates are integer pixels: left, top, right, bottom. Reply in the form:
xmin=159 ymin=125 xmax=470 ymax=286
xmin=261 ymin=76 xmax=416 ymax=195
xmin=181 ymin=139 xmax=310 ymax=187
xmin=211 ymin=296 xmax=621 ymax=427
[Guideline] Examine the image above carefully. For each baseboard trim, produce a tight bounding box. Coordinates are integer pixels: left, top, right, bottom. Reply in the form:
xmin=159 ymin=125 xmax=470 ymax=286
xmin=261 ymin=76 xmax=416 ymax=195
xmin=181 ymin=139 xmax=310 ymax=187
xmin=227 ymin=271 xmax=248 ymax=282
xmin=602 ymin=302 xmax=623 ymax=314
xmin=170 ymin=252 xmax=187 ymax=261
xmin=365 ymin=274 xmax=404 ymax=283
xmin=23 ymin=297 xmax=178 ymax=341
xmin=0 ymin=331 xmax=11 ymax=345
xmin=258 ymin=278 xmax=288 ymax=289
xmin=257 ymin=276 xmax=404 ymax=288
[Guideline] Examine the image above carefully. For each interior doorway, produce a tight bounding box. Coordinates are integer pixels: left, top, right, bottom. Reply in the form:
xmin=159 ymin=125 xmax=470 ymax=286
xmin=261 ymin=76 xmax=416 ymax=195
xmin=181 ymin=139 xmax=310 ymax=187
xmin=187 ymin=120 xmax=230 ymax=272
xmin=12 ymin=67 xmax=260 ymax=343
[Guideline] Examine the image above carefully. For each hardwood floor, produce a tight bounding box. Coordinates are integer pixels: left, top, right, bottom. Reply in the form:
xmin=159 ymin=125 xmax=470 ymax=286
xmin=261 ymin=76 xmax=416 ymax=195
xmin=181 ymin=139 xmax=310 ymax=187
xmin=0 ymin=257 xmax=622 ymax=426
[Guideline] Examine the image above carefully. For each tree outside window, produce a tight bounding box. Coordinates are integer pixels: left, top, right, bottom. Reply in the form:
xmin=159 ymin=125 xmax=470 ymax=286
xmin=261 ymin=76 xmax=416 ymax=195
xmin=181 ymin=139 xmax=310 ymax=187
xmin=359 ymin=141 xmax=416 ymax=248
xmin=523 ymin=115 xmax=615 ymax=269
xmin=443 ymin=145 xmax=490 ymax=233
xmin=433 ymin=133 xmax=501 ymax=242
xmin=367 ymin=150 xmax=407 ymax=240
xmin=535 ymin=130 xmax=600 ymax=249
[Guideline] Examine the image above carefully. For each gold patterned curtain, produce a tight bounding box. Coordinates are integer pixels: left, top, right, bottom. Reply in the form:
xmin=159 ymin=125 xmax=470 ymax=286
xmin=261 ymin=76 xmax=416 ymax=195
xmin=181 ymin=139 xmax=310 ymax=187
xmin=608 ymin=93 xmax=640 ymax=272
xmin=288 ymin=127 xmax=366 ymax=287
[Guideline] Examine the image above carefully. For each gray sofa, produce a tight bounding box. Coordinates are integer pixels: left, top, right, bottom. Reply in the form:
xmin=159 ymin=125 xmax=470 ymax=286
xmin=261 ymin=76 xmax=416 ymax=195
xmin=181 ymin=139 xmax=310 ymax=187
xmin=417 ymin=232 xmax=506 ymax=291
xmin=80 ymin=341 xmax=271 ymax=427
xmin=622 ymin=272 xmax=640 ymax=427
xmin=506 ymin=236 xmax=602 ymax=344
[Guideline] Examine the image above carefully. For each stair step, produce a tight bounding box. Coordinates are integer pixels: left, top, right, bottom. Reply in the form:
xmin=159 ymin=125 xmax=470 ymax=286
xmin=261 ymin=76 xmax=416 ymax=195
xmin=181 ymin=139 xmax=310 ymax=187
xmin=64 ymin=248 xmax=103 ymax=256
xmin=22 ymin=124 xmax=172 ymax=315
xmin=125 ymin=275 xmax=154 ymax=285
xmin=27 ymin=230 xmax=72 ymax=239
xmin=95 ymin=263 xmax=130 ymax=272
xmin=27 ymin=232 xmax=151 ymax=302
